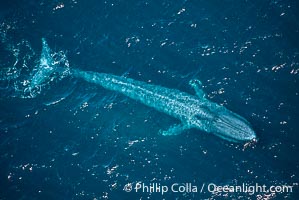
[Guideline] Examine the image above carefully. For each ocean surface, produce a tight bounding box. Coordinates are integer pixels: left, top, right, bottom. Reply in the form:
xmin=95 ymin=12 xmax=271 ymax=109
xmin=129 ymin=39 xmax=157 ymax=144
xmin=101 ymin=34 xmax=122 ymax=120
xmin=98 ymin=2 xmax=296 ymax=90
xmin=0 ymin=0 xmax=299 ymax=199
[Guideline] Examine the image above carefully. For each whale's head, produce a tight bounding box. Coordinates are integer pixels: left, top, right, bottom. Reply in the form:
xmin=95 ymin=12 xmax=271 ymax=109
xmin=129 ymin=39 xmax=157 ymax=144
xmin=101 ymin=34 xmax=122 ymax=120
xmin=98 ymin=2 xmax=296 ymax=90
xmin=209 ymin=109 xmax=256 ymax=142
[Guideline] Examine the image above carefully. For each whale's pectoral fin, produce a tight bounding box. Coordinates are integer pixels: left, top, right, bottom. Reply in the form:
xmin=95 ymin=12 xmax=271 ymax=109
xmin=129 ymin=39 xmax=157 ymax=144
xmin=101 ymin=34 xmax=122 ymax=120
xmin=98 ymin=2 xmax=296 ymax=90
xmin=159 ymin=123 xmax=188 ymax=136
xmin=189 ymin=79 xmax=205 ymax=98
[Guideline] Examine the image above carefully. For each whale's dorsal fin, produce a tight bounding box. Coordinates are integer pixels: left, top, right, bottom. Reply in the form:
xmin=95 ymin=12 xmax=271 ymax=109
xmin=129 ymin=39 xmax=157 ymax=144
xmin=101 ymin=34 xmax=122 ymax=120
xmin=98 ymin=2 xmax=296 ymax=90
xmin=159 ymin=123 xmax=189 ymax=136
xmin=189 ymin=79 xmax=206 ymax=98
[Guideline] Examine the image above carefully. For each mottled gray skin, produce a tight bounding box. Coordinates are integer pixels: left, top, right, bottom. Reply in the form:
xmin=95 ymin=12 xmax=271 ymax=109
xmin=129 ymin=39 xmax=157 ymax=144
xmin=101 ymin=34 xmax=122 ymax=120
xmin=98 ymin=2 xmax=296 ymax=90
xmin=72 ymin=69 xmax=256 ymax=142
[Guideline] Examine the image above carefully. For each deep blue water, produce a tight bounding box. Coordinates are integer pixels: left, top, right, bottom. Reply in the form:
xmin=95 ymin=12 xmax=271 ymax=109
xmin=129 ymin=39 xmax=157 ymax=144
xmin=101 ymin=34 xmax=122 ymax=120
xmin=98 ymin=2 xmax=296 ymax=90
xmin=0 ymin=0 xmax=299 ymax=199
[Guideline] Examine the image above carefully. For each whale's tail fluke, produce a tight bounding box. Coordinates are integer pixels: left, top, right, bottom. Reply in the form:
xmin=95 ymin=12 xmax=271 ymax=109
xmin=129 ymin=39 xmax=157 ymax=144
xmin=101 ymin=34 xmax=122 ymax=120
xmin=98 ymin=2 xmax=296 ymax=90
xmin=24 ymin=38 xmax=70 ymax=98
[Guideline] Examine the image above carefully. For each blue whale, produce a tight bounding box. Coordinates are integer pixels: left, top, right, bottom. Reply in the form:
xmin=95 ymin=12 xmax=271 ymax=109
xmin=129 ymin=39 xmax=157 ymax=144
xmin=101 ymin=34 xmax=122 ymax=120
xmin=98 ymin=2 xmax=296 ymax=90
xmin=30 ymin=39 xmax=257 ymax=142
